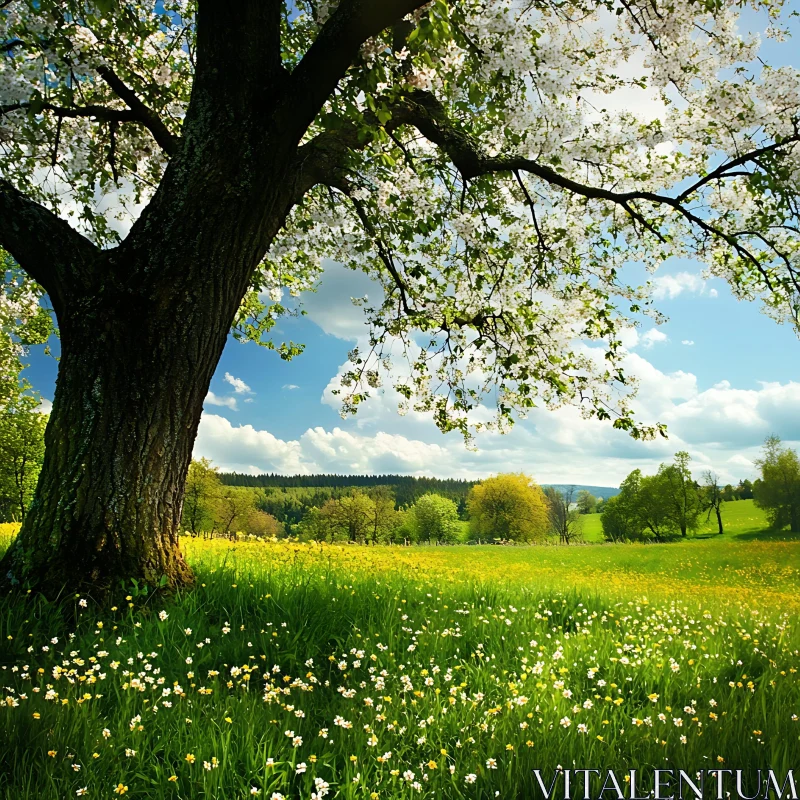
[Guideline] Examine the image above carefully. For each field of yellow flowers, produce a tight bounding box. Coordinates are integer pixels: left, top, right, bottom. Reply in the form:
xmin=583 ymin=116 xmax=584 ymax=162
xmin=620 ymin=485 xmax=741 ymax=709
xmin=2 ymin=525 xmax=800 ymax=799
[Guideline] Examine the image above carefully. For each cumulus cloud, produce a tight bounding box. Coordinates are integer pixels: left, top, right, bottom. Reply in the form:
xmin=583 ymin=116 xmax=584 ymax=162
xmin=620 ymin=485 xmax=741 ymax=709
xmin=283 ymin=384 xmax=300 ymax=390
xmin=640 ymin=328 xmax=668 ymax=348
xmin=204 ymin=391 xmax=237 ymax=410
xmin=301 ymin=260 xmax=378 ymax=341
xmin=224 ymin=372 xmax=253 ymax=394
xmin=651 ymin=271 xmax=719 ymax=300
xmin=195 ymin=414 xmax=307 ymax=474
xmin=681 ymin=340 xmax=695 ymax=346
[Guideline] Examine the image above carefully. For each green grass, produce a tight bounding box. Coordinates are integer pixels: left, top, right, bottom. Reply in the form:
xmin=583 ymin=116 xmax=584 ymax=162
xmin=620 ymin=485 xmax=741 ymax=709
xmin=2 ymin=515 xmax=800 ymax=800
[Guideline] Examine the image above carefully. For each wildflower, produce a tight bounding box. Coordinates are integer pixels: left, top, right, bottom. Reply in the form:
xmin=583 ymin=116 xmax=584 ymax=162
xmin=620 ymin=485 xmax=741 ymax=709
xmin=113 ymin=786 xmax=128 ymax=796
xmin=125 ymin=749 xmax=136 ymax=757
xmin=428 ymin=760 xmax=437 ymax=769
xmin=47 ymin=750 xmax=57 ymax=758
xmin=168 ymin=776 xmax=178 ymax=782
xmin=486 ymin=758 xmax=498 ymax=769
xmin=76 ymin=790 xmax=88 ymax=796
xmin=158 ymin=610 xmax=168 ymax=621
xmin=296 ymin=762 xmax=307 ymax=775
xmin=465 ymin=774 xmax=478 ymax=784
xmin=102 ymin=728 xmax=111 ymax=739
xmin=250 ymin=789 xmax=261 ymax=797
xmin=185 ymin=753 xmax=196 ymax=764
xmin=78 ymin=599 xmax=88 ymax=608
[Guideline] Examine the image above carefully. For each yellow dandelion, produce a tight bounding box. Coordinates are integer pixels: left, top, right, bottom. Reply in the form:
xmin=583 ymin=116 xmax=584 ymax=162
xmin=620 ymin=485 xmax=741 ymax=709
xmin=427 ymin=760 xmax=437 ymax=769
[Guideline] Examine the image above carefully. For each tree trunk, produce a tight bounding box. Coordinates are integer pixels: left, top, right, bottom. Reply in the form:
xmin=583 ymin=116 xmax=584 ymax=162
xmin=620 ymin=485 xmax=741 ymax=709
xmin=0 ymin=262 xmax=242 ymax=596
xmin=715 ymin=506 xmax=724 ymax=535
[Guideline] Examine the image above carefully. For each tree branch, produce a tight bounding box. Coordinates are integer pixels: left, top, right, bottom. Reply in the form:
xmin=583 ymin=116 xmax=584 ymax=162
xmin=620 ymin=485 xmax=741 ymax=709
xmin=97 ymin=66 xmax=180 ymax=156
xmin=0 ymin=180 xmax=100 ymax=314
xmin=283 ymin=0 xmax=430 ymax=139
xmin=387 ymin=91 xmax=797 ymax=304
xmin=1 ymin=94 xmax=179 ymax=156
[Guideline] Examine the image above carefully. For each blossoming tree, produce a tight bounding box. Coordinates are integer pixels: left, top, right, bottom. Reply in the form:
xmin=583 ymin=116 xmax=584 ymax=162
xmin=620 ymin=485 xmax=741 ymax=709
xmin=1 ymin=0 xmax=798 ymax=593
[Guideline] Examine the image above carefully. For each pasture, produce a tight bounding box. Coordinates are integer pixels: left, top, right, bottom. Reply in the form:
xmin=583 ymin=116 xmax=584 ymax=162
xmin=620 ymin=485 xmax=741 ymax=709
xmin=1 ymin=508 xmax=799 ymax=799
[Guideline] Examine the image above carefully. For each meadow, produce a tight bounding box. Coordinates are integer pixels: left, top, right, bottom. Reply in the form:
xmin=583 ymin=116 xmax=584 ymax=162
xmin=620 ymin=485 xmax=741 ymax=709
xmin=1 ymin=502 xmax=799 ymax=800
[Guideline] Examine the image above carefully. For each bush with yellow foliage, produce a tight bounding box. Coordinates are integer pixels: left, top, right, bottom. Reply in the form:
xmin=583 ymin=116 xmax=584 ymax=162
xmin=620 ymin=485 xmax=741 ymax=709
xmin=467 ymin=473 xmax=549 ymax=543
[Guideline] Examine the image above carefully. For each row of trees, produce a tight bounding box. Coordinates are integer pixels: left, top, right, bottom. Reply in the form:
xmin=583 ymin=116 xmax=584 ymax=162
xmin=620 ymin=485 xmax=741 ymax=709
xmin=181 ymin=459 xmax=283 ymax=539
xmin=601 ymin=439 xmax=800 ymax=542
xmin=601 ymin=452 xmax=714 ymax=542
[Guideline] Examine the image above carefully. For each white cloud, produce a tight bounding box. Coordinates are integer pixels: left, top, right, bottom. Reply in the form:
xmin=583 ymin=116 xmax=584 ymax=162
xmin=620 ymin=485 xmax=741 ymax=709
xmin=195 ymin=414 xmax=307 ymax=474
xmin=681 ymin=340 xmax=695 ymax=346
xmin=224 ymin=372 xmax=253 ymax=394
xmin=640 ymin=328 xmax=668 ymax=348
xmin=204 ymin=391 xmax=237 ymax=410
xmin=301 ymin=261 xmax=378 ymax=341
xmin=651 ymin=271 xmax=709 ymax=300
xmin=283 ymin=384 xmax=300 ymax=390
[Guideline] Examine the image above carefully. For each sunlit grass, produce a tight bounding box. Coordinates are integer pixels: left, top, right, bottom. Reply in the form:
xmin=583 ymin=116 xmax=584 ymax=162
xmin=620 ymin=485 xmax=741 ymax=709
xmin=2 ymin=525 xmax=800 ymax=799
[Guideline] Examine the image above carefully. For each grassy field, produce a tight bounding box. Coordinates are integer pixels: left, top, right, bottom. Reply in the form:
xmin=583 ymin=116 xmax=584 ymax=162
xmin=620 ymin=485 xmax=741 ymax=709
xmin=2 ymin=508 xmax=800 ymax=799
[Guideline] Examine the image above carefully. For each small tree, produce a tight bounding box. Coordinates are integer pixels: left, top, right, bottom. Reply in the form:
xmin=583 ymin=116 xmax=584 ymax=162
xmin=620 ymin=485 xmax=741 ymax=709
xmin=702 ymin=471 xmax=725 ymax=535
xmin=242 ymin=508 xmax=283 ymax=539
xmin=602 ymin=469 xmax=676 ymax=542
xmin=319 ymin=492 xmax=375 ymax=543
xmin=544 ymin=486 xmax=583 ymax=545
xmin=367 ymin=485 xmax=397 ymax=545
xmin=754 ymin=436 xmax=800 ymax=533
xmin=658 ymin=451 xmax=702 ymax=537
xmin=181 ymin=458 xmax=222 ymax=536
xmin=467 ymin=473 xmax=549 ymax=543
xmin=0 ymin=395 xmax=47 ymax=522
xmin=409 ymin=494 xmax=461 ymax=544
xmin=576 ymin=490 xmax=597 ymax=515
xmin=215 ymin=485 xmax=254 ymax=539
xmin=636 ymin=473 xmax=679 ymax=541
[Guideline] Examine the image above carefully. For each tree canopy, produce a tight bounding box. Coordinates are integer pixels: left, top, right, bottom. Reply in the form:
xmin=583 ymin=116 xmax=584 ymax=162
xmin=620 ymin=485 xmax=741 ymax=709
xmin=468 ymin=473 xmax=549 ymax=542
xmin=754 ymin=435 xmax=800 ymax=533
xmin=2 ymin=0 xmax=799 ymax=439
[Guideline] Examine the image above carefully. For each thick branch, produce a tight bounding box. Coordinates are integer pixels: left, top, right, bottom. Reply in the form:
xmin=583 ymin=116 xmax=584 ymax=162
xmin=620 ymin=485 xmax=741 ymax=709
xmin=283 ymin=0 xmax=429 ymax=139
xmin=97 ymin=66 xmax=180 ymax=156
xmin=0 ymin=180 xmax=99 ymax=313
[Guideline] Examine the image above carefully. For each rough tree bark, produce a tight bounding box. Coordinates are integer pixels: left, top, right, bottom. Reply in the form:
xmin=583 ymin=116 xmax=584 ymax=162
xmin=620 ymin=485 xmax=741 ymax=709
xmin=0 ymin=0 xmax=427 ymax=596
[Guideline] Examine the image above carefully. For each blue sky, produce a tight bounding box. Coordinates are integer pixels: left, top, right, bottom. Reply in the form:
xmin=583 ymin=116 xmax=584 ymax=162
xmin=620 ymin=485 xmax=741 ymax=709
xmin=23 ymin=255 xmax=800 ymax=486
xmin=18 ymin=5 xmax=800 ymax=487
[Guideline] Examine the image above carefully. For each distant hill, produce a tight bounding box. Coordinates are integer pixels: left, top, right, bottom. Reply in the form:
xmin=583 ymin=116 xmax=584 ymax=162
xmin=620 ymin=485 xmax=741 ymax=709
xmin=544 ymin=485 xmax=620 ymax=501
